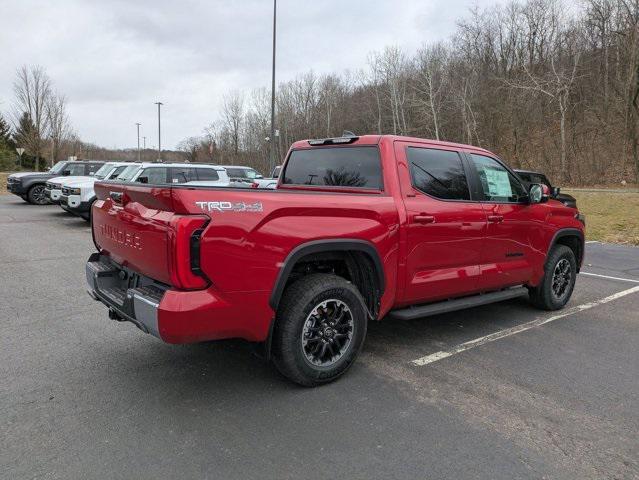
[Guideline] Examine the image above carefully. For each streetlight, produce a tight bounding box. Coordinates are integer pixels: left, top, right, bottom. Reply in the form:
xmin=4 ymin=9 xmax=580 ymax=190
xmin=269 ymin=0 xmax=277 ymax=174
xmin=135 ymin=123 xmax=141 ymax=162
xmin=155 ymin=101 xmax=163 ymax=162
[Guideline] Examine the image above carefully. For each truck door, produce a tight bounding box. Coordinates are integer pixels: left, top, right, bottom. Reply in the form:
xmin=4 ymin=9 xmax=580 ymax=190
xmin=395 ymin=142 xmax=487 ymax=305
xmin=464 ymin=153 xmax=535 ymax=290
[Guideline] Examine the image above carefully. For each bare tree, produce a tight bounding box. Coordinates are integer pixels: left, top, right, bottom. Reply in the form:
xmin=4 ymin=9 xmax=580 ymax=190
xmin=47 ymin=93 xmax=72 ymax=165
xmin=414 ymin=43 xmax=449 ymax=140
xmin=177 ymin=136 xmax=202 ymax=162
xmin=222 ymin=91 xmax=245 ymax=156
xmin=12 ymin=65 xmax=52 ymax=171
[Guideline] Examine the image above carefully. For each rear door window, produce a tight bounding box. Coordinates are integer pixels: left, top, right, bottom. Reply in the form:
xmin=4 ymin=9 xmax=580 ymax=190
xmin=86 ymin=163 xmax=103 ymax=175
xmin=282 ymin=147 xmax=382 ymax=189
xmin=63 ymin=163 xmax=86 ymax=176
xmin=225 ymin=168 xmax=246 ymax=179
xmin=196 ymin=168 xmax=220 ymax=181
xmin=407 ymin=147 xmax=470 ymax=200
xmin=138 ymin=167 xmax=168 ymax=184
xmin=170 ymin=167 xmax=197 ymax=183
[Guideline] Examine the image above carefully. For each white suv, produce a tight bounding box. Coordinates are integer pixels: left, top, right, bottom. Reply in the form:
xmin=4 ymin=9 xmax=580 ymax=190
xmin=59 ymin=162 xmax=134 ymax=220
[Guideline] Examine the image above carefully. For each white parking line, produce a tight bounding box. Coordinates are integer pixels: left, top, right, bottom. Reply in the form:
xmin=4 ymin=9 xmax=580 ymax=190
xmin=580 ymin=272 xmax=639 ymax=284
xmin=411 ymin=286 xmax=639 ymax=367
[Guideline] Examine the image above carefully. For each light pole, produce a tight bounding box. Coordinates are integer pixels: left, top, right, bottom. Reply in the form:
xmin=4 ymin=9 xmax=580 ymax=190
xmin=155 ymin=102 xmax=163 ymax=162
xmin=269 ymin=0 xmax=277 ymax=174
xmin=135 ymin=123 xmax=141 ymax=162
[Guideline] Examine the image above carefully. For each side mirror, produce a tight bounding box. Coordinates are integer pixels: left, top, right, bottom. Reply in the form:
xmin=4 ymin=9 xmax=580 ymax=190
xmin=62 ymin=171 xmax=71 ymax=176
xmin=137 ymin=176 xmax=149 ymax=184
xmin=551 ymin=186 xmax=560 ymax=197
xmin=529 ymin=183 xmax=549 ymax=204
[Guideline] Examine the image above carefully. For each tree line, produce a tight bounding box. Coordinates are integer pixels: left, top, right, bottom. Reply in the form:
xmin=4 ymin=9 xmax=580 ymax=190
xmin=3 ymin=0 xmax=638 ymax=185
xmin=181 ymin=0 xmax=639 ymax=185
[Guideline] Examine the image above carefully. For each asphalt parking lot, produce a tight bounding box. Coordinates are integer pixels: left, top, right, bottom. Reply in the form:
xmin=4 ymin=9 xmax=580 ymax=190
xmin=1 ymin=195 xmax=638 ymax=480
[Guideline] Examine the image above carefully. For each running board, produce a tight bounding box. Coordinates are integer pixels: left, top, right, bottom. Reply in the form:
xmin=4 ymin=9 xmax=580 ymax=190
xmin=388 ymin=287 xmax=528 ymax=320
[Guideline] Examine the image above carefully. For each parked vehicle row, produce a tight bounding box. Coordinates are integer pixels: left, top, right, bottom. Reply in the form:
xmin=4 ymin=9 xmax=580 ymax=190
xmin=83 ymin=134 xmax=586 ymax=387
xmin=6 ymin=161 xmax=277 ymax=221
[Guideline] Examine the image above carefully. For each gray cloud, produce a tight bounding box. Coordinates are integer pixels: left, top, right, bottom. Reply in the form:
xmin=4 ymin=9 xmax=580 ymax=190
xmin=0 ymin=0 xmax=502 ymax=150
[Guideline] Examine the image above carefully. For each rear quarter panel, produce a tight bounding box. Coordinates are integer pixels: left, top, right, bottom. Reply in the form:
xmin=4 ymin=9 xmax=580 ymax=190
xmin=171 ymin=187 xmax=401 ymax=316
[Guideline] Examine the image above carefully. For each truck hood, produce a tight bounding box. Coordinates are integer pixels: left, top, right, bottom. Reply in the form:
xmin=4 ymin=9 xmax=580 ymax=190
xmin=49 ymin=175 xmax=93 ymax=186
xmin=64 ymin=178 xmax=96 ymax=189
xmin=9 ymin=172 xmax=50 ymax=179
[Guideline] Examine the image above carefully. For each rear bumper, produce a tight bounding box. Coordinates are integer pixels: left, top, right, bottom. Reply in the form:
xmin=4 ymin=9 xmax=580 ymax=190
xmin=86 ymin=253 xmax=272 ymax=343
xmin=86 ymin=253 xmax=164 ymax=338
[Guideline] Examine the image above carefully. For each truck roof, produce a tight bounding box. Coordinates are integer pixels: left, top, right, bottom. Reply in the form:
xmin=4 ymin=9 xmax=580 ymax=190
xmin=290 ymin=134 xmax=494 ymax=156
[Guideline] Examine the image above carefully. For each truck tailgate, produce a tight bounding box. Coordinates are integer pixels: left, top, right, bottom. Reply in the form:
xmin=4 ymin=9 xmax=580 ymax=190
xmin=92 ymin=184 xmax=176 ymax=285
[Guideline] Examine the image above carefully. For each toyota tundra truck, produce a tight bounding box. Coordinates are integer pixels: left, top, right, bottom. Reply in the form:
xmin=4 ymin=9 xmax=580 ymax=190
xmin=86 ymin=134 xmax=585 ymax=386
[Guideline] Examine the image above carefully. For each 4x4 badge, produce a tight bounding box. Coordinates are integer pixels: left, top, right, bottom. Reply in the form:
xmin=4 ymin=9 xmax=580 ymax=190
xmin=195 ymin=201 xmax=263 ymax=212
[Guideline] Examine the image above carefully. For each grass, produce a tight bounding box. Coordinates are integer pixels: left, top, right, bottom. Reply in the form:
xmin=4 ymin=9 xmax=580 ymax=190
xmin=565 ymin=190 xmax=639 ymax=245
xmin=0 ymin=172 xmax=10 ymax=194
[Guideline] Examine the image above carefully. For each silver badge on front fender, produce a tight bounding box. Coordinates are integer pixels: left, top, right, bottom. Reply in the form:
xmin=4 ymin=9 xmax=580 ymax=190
xmin=195 ymin=201 xmax=263 ymax=212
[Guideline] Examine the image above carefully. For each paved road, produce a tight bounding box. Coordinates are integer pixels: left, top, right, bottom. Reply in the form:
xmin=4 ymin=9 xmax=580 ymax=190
xmin=1 ymin=195 xmax=638 ymax=480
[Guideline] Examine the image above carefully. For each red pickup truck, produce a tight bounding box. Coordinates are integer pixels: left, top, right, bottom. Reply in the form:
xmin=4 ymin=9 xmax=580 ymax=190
xmin=86 ymin=135 xmax=585 ymax=386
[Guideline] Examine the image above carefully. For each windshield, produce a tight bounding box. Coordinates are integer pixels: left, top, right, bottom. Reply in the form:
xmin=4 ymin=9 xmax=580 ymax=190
xmin=116 ymin=165 xmax=141 ymax=181
xmin=48 ymin=162 xmax=67 ymax=174
xmin=93 ymin=163 xmax=115 ymax=180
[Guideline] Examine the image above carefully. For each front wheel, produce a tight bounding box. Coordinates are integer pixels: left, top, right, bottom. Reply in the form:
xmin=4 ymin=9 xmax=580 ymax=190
xmin=27 ymin=184 xmax=48 ymax=205
xmin=272 ymin=274 xmax=368 ymax=387
xmin=529 ymin=245 xmax=577 ymax=310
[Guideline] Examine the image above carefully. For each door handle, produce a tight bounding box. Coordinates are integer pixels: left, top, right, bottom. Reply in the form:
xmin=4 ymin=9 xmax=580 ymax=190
xmin=413 ymin=214 xmax=435 ymax=224
xmin=487 ymin=214 xmax=504 ymax=223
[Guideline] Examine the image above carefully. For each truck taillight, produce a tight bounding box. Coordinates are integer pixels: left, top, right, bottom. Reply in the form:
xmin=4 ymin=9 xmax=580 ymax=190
xmin=168 ymin=215 xmax=210 ymax=290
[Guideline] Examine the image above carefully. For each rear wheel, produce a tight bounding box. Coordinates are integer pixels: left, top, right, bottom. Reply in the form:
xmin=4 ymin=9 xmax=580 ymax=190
xmin=529 ymin=245 xmax=577 ymax=310
xmin=272 ymin=273 xmax=368 ymax=387
xmin=27 ymin=184 xmax=48 ymax=205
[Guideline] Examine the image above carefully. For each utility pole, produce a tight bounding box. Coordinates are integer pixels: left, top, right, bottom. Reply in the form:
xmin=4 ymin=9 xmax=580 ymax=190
xmin=269 ymin=0 xmax=277 ymax=174
xmin=155 ymin=102 xmax=163 ymax=162
xmin=136 ymin=123 xmax=141 ymax=162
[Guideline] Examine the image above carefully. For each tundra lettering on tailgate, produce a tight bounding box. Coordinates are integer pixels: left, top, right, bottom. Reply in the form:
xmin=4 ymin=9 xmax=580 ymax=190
xmin=100 ymin=224 xmax=142 ymax=250
xmin=195 ymin=201 xmax=263 ymax=212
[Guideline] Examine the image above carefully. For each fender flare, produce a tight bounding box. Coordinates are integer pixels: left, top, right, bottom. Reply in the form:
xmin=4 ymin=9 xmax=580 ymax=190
xmin=269 ymin=239 xmax=385 ymax=310
xmin=548 ymin=228 xmax=585 ymax=270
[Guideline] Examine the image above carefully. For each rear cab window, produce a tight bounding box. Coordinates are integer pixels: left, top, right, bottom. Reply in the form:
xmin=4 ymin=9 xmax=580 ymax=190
xmin=282 ymin=146 xmax=382 ymax=190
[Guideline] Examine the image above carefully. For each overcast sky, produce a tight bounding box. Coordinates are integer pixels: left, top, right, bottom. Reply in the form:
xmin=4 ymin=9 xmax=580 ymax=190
xmin=0 ymin=0 xmax=501 ymax=150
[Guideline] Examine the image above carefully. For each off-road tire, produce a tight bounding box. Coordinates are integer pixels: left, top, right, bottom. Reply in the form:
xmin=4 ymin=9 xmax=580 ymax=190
xmin=272 ymin=273 xmax=368 ymax=387
xmin=27 ymin=184 xmax=48 ymax=205
xmin=529 ymin=245 xmax=577 ymax=310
